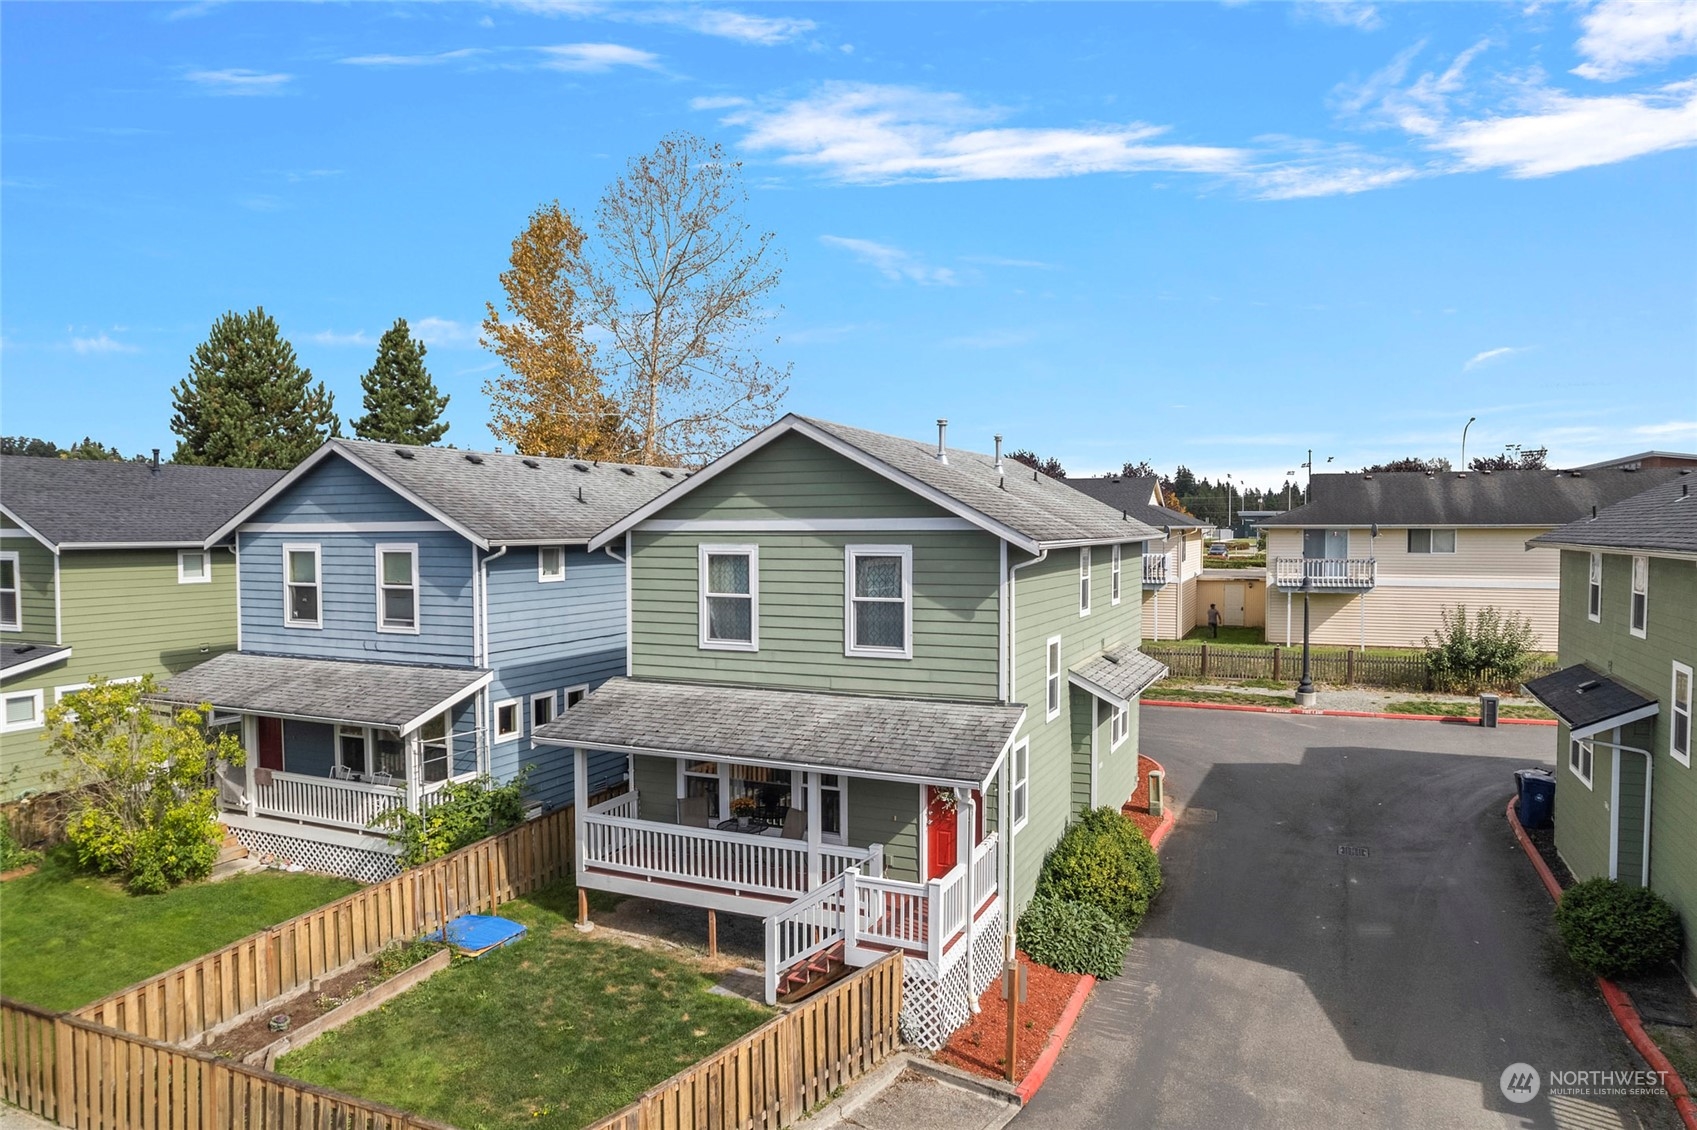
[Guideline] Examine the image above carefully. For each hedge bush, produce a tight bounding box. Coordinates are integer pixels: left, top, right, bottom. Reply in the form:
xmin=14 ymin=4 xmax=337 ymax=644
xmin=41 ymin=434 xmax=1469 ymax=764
xmin=1036 ymin=806 xmax=1163 ymax=932
xmin=1556 ymin=878 xmax=1683 ymax=979
xmin=1017 ymin=896 xmax=1130 ymax=979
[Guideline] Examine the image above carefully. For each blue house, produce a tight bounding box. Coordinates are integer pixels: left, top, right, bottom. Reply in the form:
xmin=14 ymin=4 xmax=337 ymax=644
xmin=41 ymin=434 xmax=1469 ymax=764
xmin=162 ymin=440 xmax=676 ymax=880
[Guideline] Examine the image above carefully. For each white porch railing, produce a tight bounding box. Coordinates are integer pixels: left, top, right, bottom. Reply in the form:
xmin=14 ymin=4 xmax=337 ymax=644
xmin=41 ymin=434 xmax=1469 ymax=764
xmin=1270 ymin=557 xmax=1377 ymax=590
xmin=1143 ymin=551 xmax=1172 ymax=587
xmin=251 ymin=771 xmax=407 ymax=832
xmin=589 ymin=789 xmax=639 ymax=820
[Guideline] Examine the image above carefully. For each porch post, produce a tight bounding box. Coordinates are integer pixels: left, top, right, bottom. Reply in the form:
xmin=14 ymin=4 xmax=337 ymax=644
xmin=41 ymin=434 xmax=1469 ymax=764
xmin=241 ymin=715 xmax=258 ymax=818
xmin=805 ymin=772 xmax=822 ymax=889
xmin=404 ymin=733 xmax=422 ymax=813
xmin=962 ymin=789 xmax=978 ymax=1012
xmin=574 ymin=746 xmax=592 ymax=931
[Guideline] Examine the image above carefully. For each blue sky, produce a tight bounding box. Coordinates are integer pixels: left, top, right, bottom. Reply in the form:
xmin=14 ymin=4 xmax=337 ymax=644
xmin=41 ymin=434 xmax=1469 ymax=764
xmin=3 ymin=1 xmax=1694 ymax=488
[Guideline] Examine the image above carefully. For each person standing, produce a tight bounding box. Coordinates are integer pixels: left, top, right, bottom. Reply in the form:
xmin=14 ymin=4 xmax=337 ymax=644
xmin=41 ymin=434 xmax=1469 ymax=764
xmin=1207 ymin=603 xmax=1222 ymax=638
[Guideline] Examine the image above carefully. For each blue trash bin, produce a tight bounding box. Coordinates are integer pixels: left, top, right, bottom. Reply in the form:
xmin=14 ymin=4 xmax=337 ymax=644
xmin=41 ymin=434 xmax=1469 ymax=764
xmin=1515 ymin=768 xmax=1556 ymax=829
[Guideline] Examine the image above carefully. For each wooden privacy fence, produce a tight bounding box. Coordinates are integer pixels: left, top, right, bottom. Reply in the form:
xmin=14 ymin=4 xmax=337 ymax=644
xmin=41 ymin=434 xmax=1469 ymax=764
xmin=1142 ymin=644 xmax=1556 ymax=692
xmin=74 ymin=805 xmax=575 ymax=1046
xmin=2 ymin=996 xmax=455 ymax=1130
xmin=584 ymin=954 xmax=905 ymax=1130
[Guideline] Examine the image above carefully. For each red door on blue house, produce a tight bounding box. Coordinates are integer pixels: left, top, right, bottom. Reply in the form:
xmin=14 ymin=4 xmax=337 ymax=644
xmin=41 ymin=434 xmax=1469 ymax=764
xmin=257 ymin=717 xmax=284 ymax=771
xmin=926 ymin=786 xmax=958 ymax=880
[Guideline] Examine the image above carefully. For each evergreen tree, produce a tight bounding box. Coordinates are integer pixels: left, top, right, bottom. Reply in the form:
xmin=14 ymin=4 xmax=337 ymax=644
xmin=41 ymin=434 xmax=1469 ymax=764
xmin=351 ymin=319 xmax=450 ymax=445
xmin=170 ymin=308 xmax=339 ymax=469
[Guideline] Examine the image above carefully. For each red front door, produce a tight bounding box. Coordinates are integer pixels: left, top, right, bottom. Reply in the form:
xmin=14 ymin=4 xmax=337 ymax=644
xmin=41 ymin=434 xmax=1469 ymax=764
xmin=257 ymin=717 xmax=284 ymax=771
xmin=926 ymin=786 xmax=958 ymax=879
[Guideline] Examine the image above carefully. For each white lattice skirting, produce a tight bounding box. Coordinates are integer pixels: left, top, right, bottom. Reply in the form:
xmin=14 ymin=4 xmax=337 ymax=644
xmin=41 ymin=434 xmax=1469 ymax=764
xmin=230 ymin=826 xmax=402 ymax=884
xmin=897 ymin=906 xmax=1005 ymax=1051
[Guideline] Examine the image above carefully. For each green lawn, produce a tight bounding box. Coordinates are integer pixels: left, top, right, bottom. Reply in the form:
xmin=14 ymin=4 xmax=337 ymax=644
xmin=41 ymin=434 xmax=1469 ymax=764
xmin=0 ymin=849 xmax=358 ymax=1010
xmin=1142 ymin=685 xmax=1291 ymax=706
xmin=277 ymin=881 xmax=773 ymax=1130
xmin=1384 ymin=699 xmax=1556 ymax=720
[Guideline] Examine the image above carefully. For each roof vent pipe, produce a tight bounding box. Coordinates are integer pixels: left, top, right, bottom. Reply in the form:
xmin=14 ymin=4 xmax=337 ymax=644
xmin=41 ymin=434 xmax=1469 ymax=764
xmin=150 ymin=448 xmax=160 ymax=474
xmin=993 ymin=434 xmax=1004 ymax=474
xmin=935 ymin=419 xmax=948 ymax=464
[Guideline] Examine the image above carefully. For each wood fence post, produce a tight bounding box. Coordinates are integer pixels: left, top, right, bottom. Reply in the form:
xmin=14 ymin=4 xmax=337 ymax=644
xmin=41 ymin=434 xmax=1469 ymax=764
xmin=53 ymin=1017 xmax=73 ymax=1125
xmin=1272 ymin=646 xmax=1281 ymax=680
xmin=1346 ymin=650 xmax=1355 ymax=685
xmin=1200 ymin=643 xmax=1209 ymax=678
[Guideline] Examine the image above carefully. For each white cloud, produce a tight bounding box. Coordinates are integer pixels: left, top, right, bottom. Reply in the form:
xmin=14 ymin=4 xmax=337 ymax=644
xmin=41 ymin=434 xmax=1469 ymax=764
xmin=961 ymin=255 xmax=1059 ymax=270
xmin=413 ymin=317 xmax=477 ymax=347
xmin=69 ymin=332 xmax=140 ymax=355
xmin=307 ymin=330 xmax=373 ymax=347
xmin=690 ymin=94 xmax=751 ymax=111
xmin=1573 ymin=0 xmax=1697 ymax=81
xmin=1297 ymin=1 xmax=1384 ymax=32
xmin=1635 ymin=420 xmax=1697 ymax=438
xmin=1249 ymin=149 xmax=1422 ymax=198
xmin=183 ymin=68 xmax=292 ymax=95
xmin=819 ymin=236 xmax=958 ymax=285
xmin=1437 ymin=79 xmax=1697 ymax=176
xmin=341 ymin=48 xmax=489 ymax=67
xmin=533 ymin=43 xmax=660 ymax=71
xmin=1463 ymin=345 xmax=1528 ymax=370
xmin=636 ymin=8 xmax=814 ymax=45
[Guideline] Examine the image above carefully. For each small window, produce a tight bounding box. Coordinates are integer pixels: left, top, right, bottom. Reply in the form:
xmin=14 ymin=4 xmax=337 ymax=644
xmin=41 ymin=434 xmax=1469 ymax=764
xmin=565 ymin=685 xmax=588 ymax=710
xmin=1 ymin=689 xmax=43 ymax=733
xmin=1046 ymin=636 xmax=1062 ymax=722
xmin=538 ymin=546 xmax=566 ymax=583
xmin=683 ymin=759 xmax=721 ymax=821
xmin=530 ymin=692 xmax=555 ymax=747
xmin=1588 ymin=552 xmax=1602 ymax=623
xmin=1111 ymin=702 xmax=1130 ymax=749
xmin=845 ymin=545 xmax=912 ymax=659
xmin=284 ymin=544 xmax=321 ymax=628
xmin=1407 ymin=529 xmax=1456 ymax=554
xmin=420 ymin=714 xmax=450 ymax=783
xmin=337 ymin=725 xmax=369 ymax=777
xmin=819 ymin=773 xmax=845 ymax=843
xmin=0 ymin=551 xmax=20 ymax=630
xmin=1079 ymin=547 xmax=1092 ymax=615
xmin=1630 ymin=555 xmax=1648 ymax=638
xmin=1110 ymin=545 xmax=1122 ymax=605
xmin=699 ymin=545 xmax=757 ymax=650
xmin=178 ymin=549 xmax=210 ymax=585
xmin=494 ymin=699 xmax=521 ymax=741
xmin=376 ymin=544 xmax=419 ymax=632
xmin=1569 ymin=735 xmax=1593 ymax=788
xmin=1672 ymin=662 xmax=1692 ymax=768
xmin=1011 ymin=739 xmax=1030 ymax=831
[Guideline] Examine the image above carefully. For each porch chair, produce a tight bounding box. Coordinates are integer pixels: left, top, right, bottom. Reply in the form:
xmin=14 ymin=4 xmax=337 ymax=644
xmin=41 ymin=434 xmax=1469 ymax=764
xmin=679 ymin=795 xmax=711 ymax=828
xmin=330 ymin=765 xmax=354 ymax=781
xmin=780 ymin=807 xmax=806 ymax=840
xmin=369 ymin=770 xmax=395 ymax=787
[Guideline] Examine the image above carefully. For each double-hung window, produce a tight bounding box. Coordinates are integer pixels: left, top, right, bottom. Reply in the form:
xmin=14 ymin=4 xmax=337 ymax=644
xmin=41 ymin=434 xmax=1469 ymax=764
xmin=1111 ymin=702 xmax=1130 ymax=749
xmin=699 ymin=545 xmax=757 ymax=650
xmin=0 ymin=551 xmax=19 ymax=631
xmin=1046 ymin=636 xmax=1062 ymax=722
xmin=1 ymin=689 xmax=43 ymax=733
xmin=1407 ymin=529 xmax=1457 ymax=554
xmin=1588 ymin=553 xmax=1603 ymax=622
xmin=376 ymin=544 xmax=419 ymax=632
xmin=1672 ymin=662 xmax=1692 ymax=768
xmin=178 ymin=549 xmax=210 ymax=584
xmin=1079 ymin=547 xmax=1092 ymax=615
xmin=538 ymin=546 xmax=566 ymax=583
xmin=284 ymin=545 xmax=321 ymax=628
xmin=1569 ymin=734 xmax=1593 ymax=788
xmin=1110 ymin=545 xmax=1122 ymax=605
xmin=420 ymin=715 xmax=451 ymax=782
xmin=1011 ymin=739 xmax=1030 ymax=831
xmin=337 ymin=725 xmax=369 ymax=777
xmin=1630 ymin=556 xmax=1648 ymax=638
xmin=845 ymin=545 xmax=912 ymax=659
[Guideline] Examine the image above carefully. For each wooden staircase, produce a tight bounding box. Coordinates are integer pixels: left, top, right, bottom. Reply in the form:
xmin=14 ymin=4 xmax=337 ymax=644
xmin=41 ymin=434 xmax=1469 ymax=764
xmin=208 ymin=827 xmax=259 ymax=882
xmin=776 ymin=940 xmax=849 ymax=1004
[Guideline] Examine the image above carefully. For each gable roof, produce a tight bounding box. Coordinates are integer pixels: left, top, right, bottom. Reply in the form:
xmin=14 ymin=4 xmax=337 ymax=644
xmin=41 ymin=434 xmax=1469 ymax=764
xmin=0 ymin=457 xmax=283 ymax=549
xmin=1066 ymin=475 xmax=1204 ymax=531
xmin=1258 ymin=467 xmax=1689 ymax=530
xmin=589 ymin=415 xmax=1163 ymax=554
xmin=208 ymin=439 xmax=680 ymax=548
xmin=1523 ymin=664 xmax=1659 ymax=740
xmin=1527 ymin=476 xmax=1697 ymax=558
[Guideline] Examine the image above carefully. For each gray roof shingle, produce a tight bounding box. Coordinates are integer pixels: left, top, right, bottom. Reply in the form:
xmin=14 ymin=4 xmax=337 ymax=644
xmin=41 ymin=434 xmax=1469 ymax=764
xmin=1527 ymin=477 xmax=1697 ymax=556
xmin=1065 ymin=475 xmax=1204 ymax=531
xmin=157 ymin=652 xmax=491 ymax=731
xmin=1069 ymin=646 xmax=1168 ymax=706
xmin=1523 ymin=664 xmax=1658 ymax=737
xmin=327 ymin=440 xmax=680 ymax=544
xmin=534 ymin=677 xmax=1026 ymax=786
xmin=1259 ymin=467 xmax=1689 ymax=529
xmin=1 ymin=457 xmax=283 ymax=547
xmin=1 ymin=641 xmax=71 ymax=680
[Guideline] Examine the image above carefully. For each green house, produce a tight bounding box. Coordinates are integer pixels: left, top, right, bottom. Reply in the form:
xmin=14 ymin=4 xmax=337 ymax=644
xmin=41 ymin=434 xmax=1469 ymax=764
xmin=1523 ymin=474 xmax=1697 ymax=983
xmin=0 ymin=457 xmax=282 ymax=800
xmin=534 ymin=416 xmax=1165 ymax=1046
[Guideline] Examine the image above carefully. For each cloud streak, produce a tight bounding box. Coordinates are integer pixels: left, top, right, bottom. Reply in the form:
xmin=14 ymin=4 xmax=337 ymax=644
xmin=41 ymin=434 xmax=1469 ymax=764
xmin=1463 ymin=345 xmax=1528 ymax=370
xmin=70 ymin=332 xmax=140 ymax=355
xmin=183 ymin=68 xmax=292 ymax=95
xmin=820 ymin=236 xmax=957 ymax=285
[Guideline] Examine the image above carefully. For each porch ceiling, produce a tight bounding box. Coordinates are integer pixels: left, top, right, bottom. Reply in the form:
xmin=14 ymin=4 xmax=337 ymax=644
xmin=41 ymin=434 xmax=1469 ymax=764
xmin=156 ymin=652 xmax=492 ymax=733
xmin=534 ymin=677 xmax=1026 ymax=788
xmin=1522 ymin=664 xmax=1659 ymax=739
xmin=1070 ymin=646 xmax=1168 ymax=708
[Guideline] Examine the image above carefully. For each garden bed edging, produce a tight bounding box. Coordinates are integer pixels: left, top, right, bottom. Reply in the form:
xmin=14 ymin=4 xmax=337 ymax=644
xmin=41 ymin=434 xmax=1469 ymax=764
xmin=245 ymin=947 xmax=452 ymax=1070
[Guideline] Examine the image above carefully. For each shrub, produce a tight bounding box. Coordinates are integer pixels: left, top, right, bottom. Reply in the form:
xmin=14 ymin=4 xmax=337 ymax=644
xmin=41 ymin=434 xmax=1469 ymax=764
xmin=371 ymin=770 xmax=529 ymax=867
xmin=1557 ymin=878 xmax=1683 ymax=980
xmin=1422 ymin=604 xmax=1540 ymax=692
xmin=49 ymin=676 xmax=241 ymax=894
xmin=0 ymin=822 xmax=42 ymax=872
xmin=1017 ymin=896 xmax=1130 ymax=979
xmin=1036 ymin=806 xmax=1163 ymax=932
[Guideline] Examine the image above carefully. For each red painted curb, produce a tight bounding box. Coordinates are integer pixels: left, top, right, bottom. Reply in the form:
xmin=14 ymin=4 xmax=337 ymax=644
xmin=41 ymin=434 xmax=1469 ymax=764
xmin=1504 ymin=798 xmax=1697 ymax=1130
xmin=1014 ymin=972 xmax=1096 ymax=1103
xmin=1143 ymin=699 xmax=1557 ymax=726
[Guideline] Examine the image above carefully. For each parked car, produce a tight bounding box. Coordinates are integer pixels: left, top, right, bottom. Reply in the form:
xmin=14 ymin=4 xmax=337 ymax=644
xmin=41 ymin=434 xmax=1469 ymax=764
xmin=1208 ymin=542 xmax=1230 ymax=557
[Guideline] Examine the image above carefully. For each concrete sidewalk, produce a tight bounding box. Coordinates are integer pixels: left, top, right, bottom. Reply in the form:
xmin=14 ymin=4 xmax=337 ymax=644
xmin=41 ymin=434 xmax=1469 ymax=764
xmin=807 ymin=1056 xmax=1019 ymax=1130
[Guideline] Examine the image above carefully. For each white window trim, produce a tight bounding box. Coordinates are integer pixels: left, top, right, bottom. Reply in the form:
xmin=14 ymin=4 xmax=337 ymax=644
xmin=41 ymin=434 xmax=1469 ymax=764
xmin=1672 ymin=661 xmax=1693 ymax=768
xmin=538 ymin=545 xmax=566 ymax=583
xmin=844 ymin=544 xmax=913 ymax=660
xmin=698 ymin=543 xmax=759 ymax=652
xmin=1045 ymin=634 xmax=1062 ymax=722
xmin=283 ymin=543 xmax=322 ymax=630
xmin=177 ymin=549 xmax=211 ymax=585
xmin=1569 ymin=734 xmax=1594 ymax=790
xmin=1110 ymin=702 xmax=1130 ymax=751
xmin=1110 ymin=544 xmax=1122 ymax=606
xmin=1629 ymin=555 xmax=1648 ymax=639
xmin=529 ymin=691 xmax=557 ymax=750
xmin=679 ymin=758 xmax=725 ymax=823
xmin=1079 ymin=547 xmax=1092 ymax=616
xmin=563 ymin=684 xmax=590 ymax=711
xmin=1587 ymin=552 xmax=1602 ymax=624
xmin=2 ymin=688 xmax=45 ymax=733
xmin=54 ymin=675 xmax=142 ymax=703
xmin=375 ymin=543 xmax=421 ymax=635
xmin=1011 ymin=738 xmax=1030 ymax=833
xmin=493 ymin=697 xmax=521 ymax=742
xmin=817 ymin=771 xmax=848 ymax=846
xmin=0 ymin=550 xmax=20 ymax=631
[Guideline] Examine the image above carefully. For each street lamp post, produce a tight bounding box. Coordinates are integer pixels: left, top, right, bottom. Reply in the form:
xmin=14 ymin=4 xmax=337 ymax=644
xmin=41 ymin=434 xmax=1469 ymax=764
xmin=1461 ymin=416 xmax=1476 ymax=469
xmin=1295 ymin=575 xmax=1317 ymax=706
xmin=1226 ymin=474 xmax=1234 ymax=534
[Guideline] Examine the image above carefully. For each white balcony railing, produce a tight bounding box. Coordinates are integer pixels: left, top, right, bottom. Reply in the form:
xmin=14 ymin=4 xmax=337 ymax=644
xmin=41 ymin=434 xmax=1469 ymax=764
xmin=1269 ymin=557 xmax=1377 ymax=590
xmin=1142 ymin=552 xmax=1172 ymax=587
xmin=251 ymin=771 xmax=408 ymax=832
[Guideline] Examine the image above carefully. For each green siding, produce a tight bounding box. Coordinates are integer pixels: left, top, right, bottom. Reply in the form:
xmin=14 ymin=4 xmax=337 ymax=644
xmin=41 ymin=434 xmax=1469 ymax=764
xmin=634 ymin=754 xmax=677 ymax=823
xmin=1068 ymin=688 xmax=1094 ymax=814
xmin=1552 ymin=549 xmax=1697 ymax=982
xmin=847 ymin=777 xmax=919 ymax=883
xmin=1099 ymin=700 xmax=1141 ymax=815
xmin=1 ymin=524 xmax=57 ymax=642
xmin=0 ymin=546 xmax=241 ymax=800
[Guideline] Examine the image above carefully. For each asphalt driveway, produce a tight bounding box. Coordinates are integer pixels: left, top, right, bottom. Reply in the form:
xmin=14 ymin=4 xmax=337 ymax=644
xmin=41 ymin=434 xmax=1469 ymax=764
xmin=1016 ymin=707 xmax=1680 ymax=1130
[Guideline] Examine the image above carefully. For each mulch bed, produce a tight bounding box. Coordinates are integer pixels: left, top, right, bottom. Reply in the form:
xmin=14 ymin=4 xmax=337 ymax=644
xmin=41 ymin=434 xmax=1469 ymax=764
xmin=1121 ymin=754 xmax=1164 ymax=841
xmin=933 ymin=951 xmax=1082 ymax=1084
xmin=205 ymin=956 xmax=384 ymax=1060
xmin=1523 ymin=822 xmax=1574 ymax=890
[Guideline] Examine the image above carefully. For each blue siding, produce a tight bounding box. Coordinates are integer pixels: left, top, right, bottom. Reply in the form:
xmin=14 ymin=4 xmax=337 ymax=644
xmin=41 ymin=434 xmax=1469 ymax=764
xmin=252 ymin=456 xmax=438 ymax=525
xmin=283 ymin=721 xmax=335 ymax=777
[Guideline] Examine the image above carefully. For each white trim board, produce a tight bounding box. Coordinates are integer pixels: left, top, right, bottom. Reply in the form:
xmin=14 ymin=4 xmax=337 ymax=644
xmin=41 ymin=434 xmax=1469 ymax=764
xmin=0 ymin=647 xmax=71 ymax=682
xmin=1372 ymin=576 xmax=1559 ymax=590
xmin=636 ymin=517 xmax=976 ymax=533
xmin=240 ymin=520 xmax=451 ymax=535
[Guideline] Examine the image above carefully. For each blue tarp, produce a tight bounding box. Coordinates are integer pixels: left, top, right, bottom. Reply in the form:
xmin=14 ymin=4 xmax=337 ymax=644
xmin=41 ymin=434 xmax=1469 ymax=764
xmin=427 ymin=914 xmax=527 ymax=955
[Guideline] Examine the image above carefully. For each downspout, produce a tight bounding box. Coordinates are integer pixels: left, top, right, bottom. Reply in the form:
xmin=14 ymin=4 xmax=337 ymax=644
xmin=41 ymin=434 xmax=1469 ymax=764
xmin=52 ymin=544 xmax=62 ymax=646
xmin=478 ymin=545 xmax=509 ymax=667
xmin=1586 ymin=734 xmax=1655 ymax=886
xmin=1004 ymin=548 xmax=1048 ymax=957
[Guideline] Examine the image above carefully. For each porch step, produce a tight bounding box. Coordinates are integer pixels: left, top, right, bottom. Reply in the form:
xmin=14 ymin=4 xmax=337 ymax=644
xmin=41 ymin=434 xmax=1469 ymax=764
xmin=777 ymin=941 xmax=850 ymax=1005
xmin=216 ymin=830 xmax=249 ymax=866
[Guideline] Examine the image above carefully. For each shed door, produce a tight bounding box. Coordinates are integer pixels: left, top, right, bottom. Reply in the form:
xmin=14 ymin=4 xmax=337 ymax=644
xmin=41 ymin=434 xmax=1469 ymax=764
xmin=1223 ymin=583 xmax=1246 ymax=627
xmin=925 ymin=786 xmax=958 ymax=880
xmin=257 ymin=717 xmax=284 ymax=772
